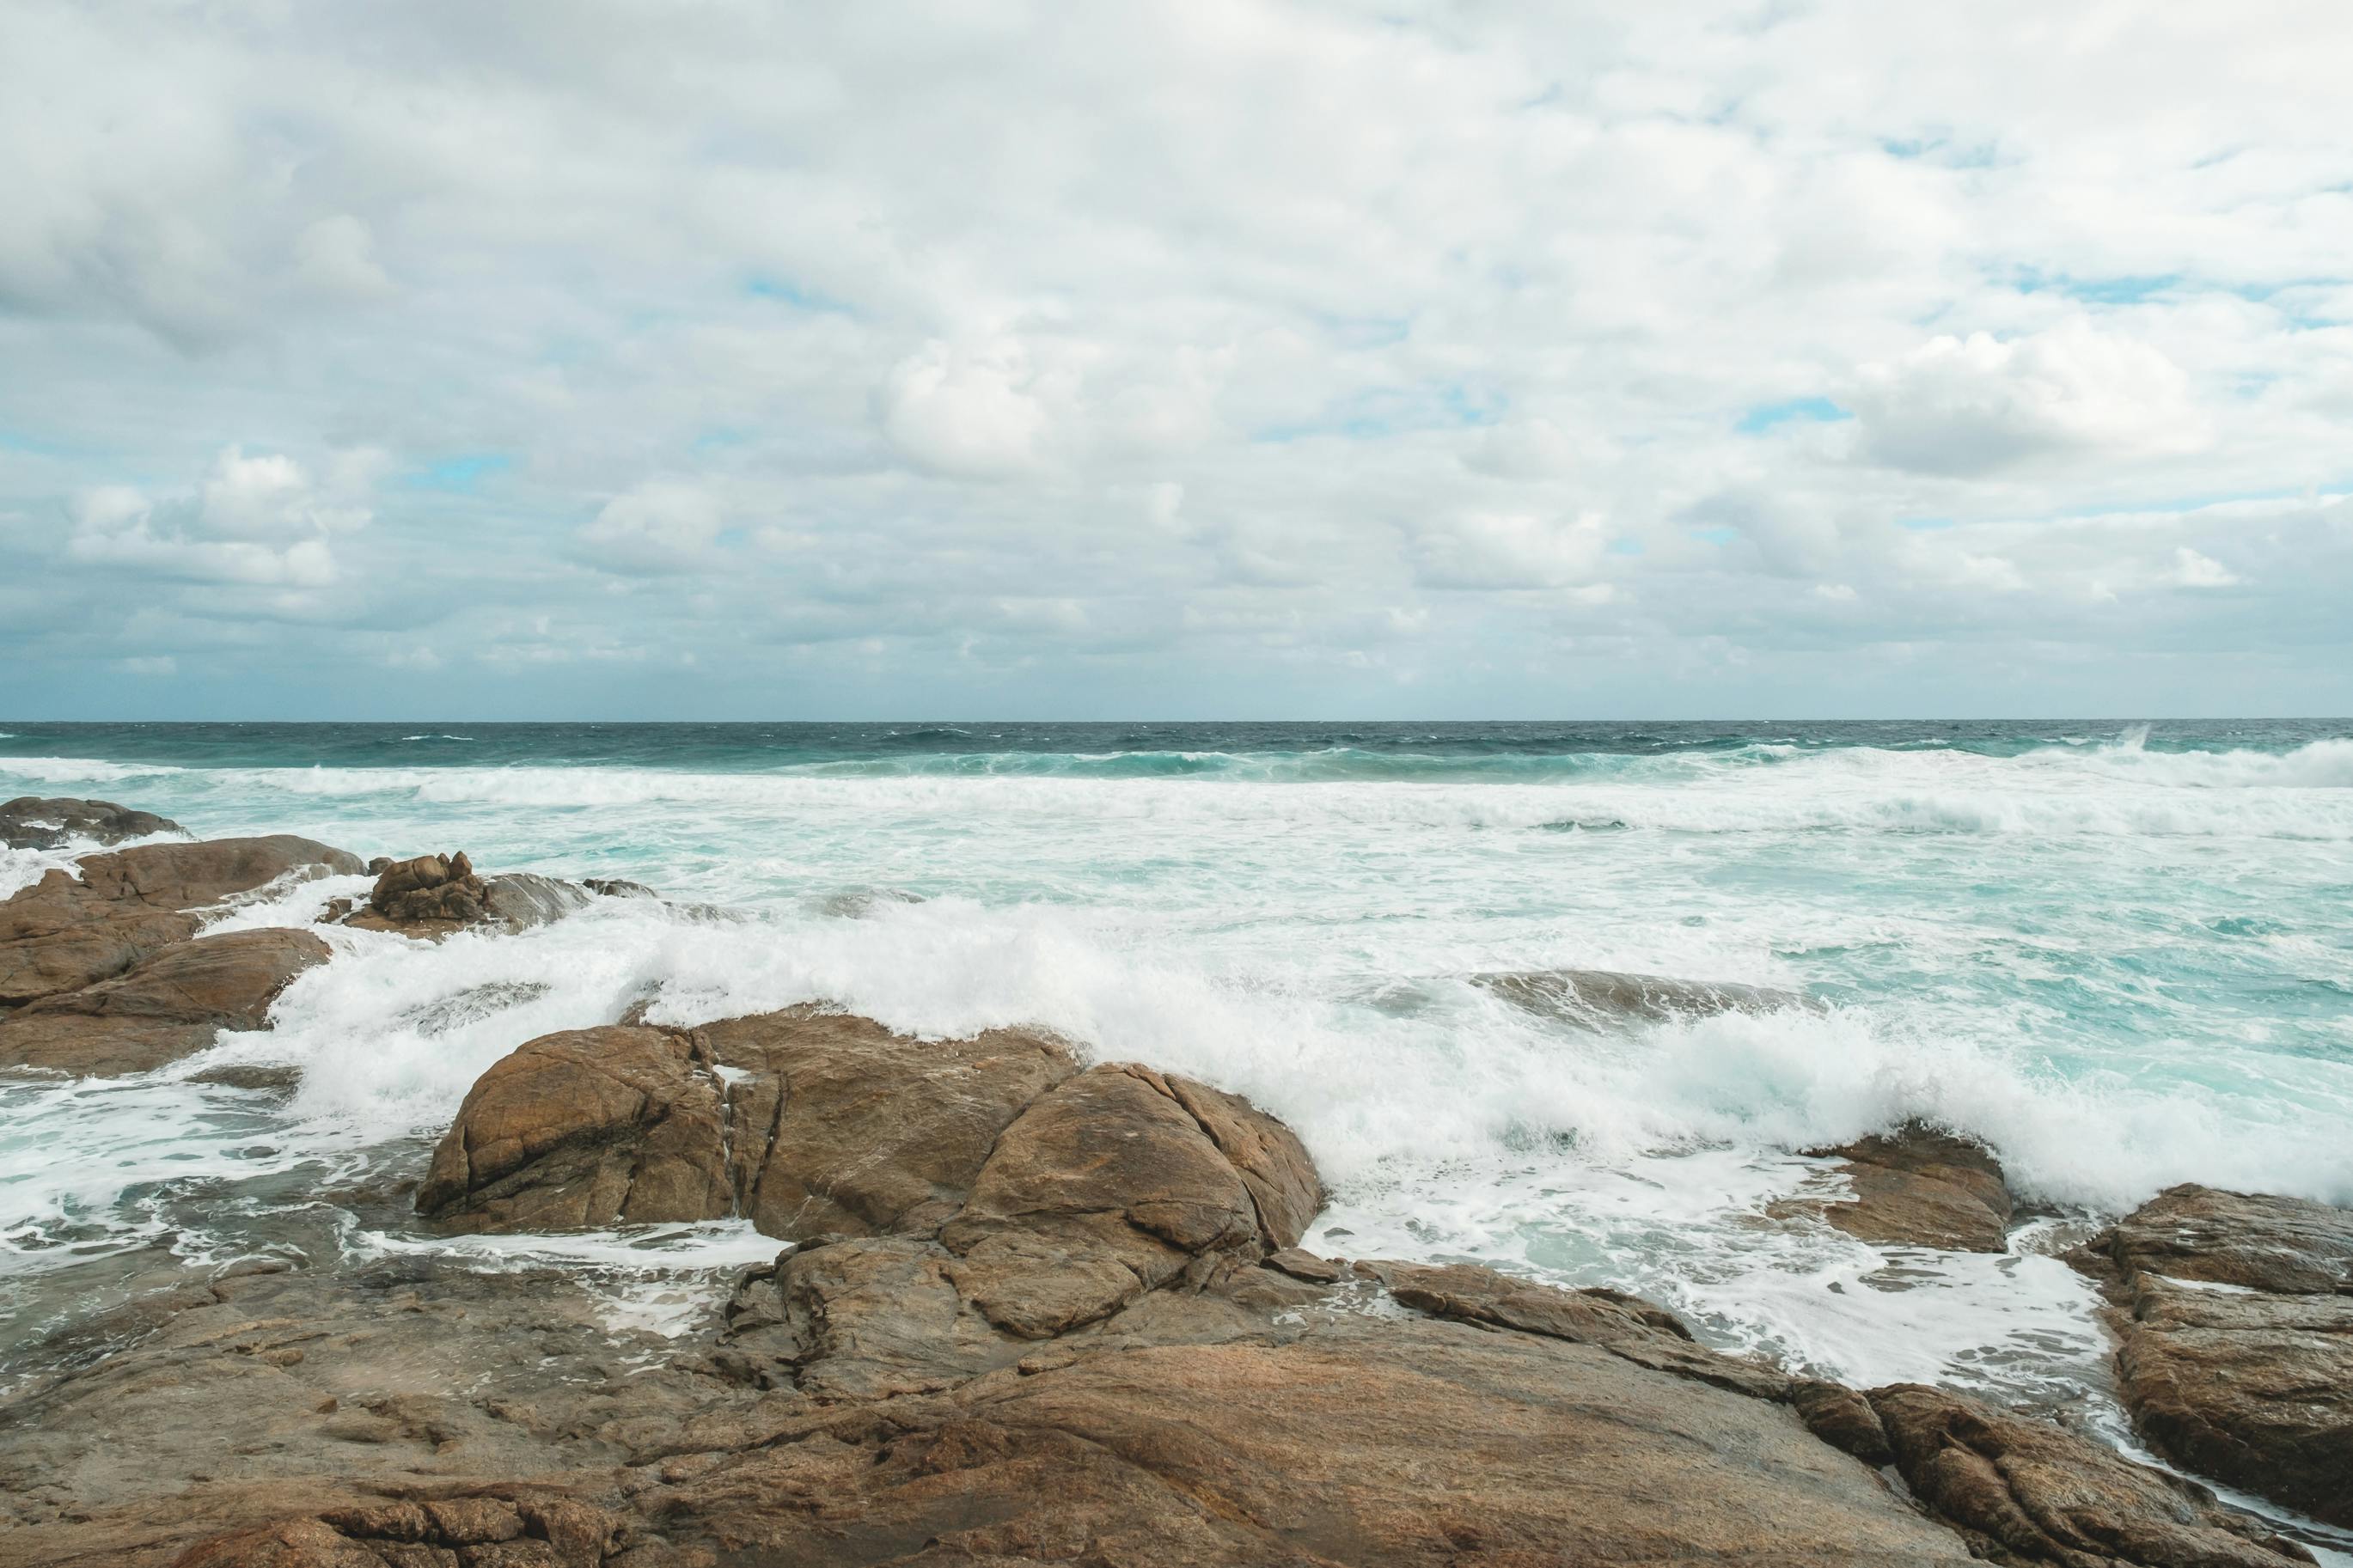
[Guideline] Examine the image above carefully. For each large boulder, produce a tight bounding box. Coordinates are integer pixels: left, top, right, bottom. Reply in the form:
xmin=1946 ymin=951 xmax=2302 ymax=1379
xmin=0 ymin=796 xmax=181 ymax=851
xmin=2081 ymin=1184 xmax=2353 ymax=1527
xmin=416 ymin=1010 xmax=1085 ymax=1239
xmin=0 ymin=927 xmax=332 ymax=1076
xmin=1800 ymin=1123 xmax=2014 ymax=1253
xmin=0 ymin=836 xmax=362 ymax=1006
xmin=413 ymin=1025 xmax=732 ymax=1230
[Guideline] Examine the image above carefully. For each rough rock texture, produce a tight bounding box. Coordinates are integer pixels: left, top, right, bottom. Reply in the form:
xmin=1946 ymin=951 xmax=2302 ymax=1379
xmin=343 ymin=852 xmax=607 ymax=938
xmin=1474 ymin=965 xmax=1816 ymax=1027
xmin=0 ymin=927 xmax=331 ymax=1076
xmin=0 ymin=835 xmax=362 ymax=1006
xmin=1801 ymin=1122 xmax=2015 ymax=1252
xmin=0 ymin=1000 xmax=2320 ymax=1568
xmin=2095 ymin=1185 xmax=2353 ymax=1295
xmin=416 ymin=1010 xmax=1086 ymax=1242
xmin=0 ymin=795 xmax=181 ymax=851
xmin=1857 ymin=1382 xmax=2316 ymax=1567
xmin=2080 ymin=1184 xmax=2353 ymax=1528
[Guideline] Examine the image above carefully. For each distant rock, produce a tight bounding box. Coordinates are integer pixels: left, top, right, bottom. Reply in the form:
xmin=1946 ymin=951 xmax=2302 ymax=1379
xmin=1475 ymin=966 xmax=1817 ymax=1028
xmin=0 ymin=796 xmax=181 ymax=851
xmin=0 ymin=835 xmax=362 ymax=1006
xmin=0 ymin=927 xmax=331 ymax=1077
xmin=1800 ymin=1123 xmax=2015 ymax=1253
xmin=341 ymin=851 xmax=610 ymax=937
xmin=2080 ymin=1183 xmax=2353 ymax=1527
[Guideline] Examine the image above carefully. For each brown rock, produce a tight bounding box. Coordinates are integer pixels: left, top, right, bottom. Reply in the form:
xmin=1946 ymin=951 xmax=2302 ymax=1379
xmin=413 ymin=1025 xmax=730 ymax=1231
xmin=2116 ymin=1277 xmax=2353 ymax=1528
xmin=2096 ymin=1184 xmax=2353 ymax=1295
xmin=645 ymin=1321 xmax=1979 ymax=1567
xmin=1867 ymin=1382 xmax=2313 ymax=1566
xmin=0 ymin=836 xmax=361 ymax=1006
xmin=0 ymin=927 xmax=332 ymax=1076
xmin=415 ymin=1010 xmax=1079 ymax=1243
xmin=2082 ymin=1184 xmax=2353 ymax=1527
xmin=1805 ymin=1122 xmax=2014 ymax=1252
xmin=699 ymin=1009 xmax=1079 ymax=1242
xmin=0 ymin=796 xmax=181 ymax=851
xmin=937 ymin=1064 xmax=1295 ymax=1339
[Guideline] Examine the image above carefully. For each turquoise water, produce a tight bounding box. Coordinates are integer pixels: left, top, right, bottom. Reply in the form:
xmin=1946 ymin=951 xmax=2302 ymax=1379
xmin=3 ymin=718 xmax=2350 ymax=1420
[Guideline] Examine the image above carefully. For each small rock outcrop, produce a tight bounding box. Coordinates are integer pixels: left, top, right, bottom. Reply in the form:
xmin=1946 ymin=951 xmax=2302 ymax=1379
xmin=2081 ymin=1184 xmax=2353 ymax=1527
xmin=0 ymin=927 xmax=331 ymax=1076
xmin=1801 ymin=1123 xmax=2015 ymax=1253
xmin=0 ymin=796 xmax=181 ymax=851
xmin=1475 ymin=966 xmax=1817 ymax=1027
xmin=0 ymin=835 xmax=362 ymax=1006
xmin=342 ymin=851 xmax=606 ymax=937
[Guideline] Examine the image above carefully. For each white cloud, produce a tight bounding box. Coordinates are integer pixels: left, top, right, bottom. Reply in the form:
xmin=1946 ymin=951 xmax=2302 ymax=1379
xmin=577 ymin=481 xmax=727 ymax=575
xmin=1851 ymin=323 xmax=2209 ymax=477
xmin=3 ymin=1 xmax=2350 ymax=711
xmin=1414 ymin=511 xmax=1610 ymax=591
xmin=2168 ymin=546 xmax=2240 ymax=588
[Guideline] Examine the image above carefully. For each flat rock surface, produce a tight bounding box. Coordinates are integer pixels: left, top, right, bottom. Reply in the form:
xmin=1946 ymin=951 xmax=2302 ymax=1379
xmin=0 ymin=926 xmax=332 ymax=1076
xmin=1801 ymin=1122 xmax=2015 ymax=1253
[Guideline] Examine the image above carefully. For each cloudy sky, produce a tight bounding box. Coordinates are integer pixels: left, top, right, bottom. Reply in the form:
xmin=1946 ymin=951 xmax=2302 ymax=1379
xmin=4 ymin=2 xmax=2350 ymax=720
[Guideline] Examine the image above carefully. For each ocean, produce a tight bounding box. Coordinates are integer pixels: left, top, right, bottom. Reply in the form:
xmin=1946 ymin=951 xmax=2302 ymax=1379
xmin=4 ymin=718 xmax=2350 ymax=1465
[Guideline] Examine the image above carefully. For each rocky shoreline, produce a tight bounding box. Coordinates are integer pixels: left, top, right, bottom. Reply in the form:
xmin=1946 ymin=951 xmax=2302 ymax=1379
xmin=2 ymin=802 xmax=2348 ymax=1565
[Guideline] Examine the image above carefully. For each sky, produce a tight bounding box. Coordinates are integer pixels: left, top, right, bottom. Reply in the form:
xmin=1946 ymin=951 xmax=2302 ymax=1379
xmin=3 ymin=1 xmax=2350 ymax=721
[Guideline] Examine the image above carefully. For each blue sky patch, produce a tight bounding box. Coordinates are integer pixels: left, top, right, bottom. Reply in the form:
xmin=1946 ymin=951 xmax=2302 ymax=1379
xmin=1737 ymin=397 xmax=1851 ymax=435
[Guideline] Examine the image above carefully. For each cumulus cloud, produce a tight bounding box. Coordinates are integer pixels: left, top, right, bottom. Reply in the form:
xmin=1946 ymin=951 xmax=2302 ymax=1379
xmin=576 ymin=481 xmax=728 ymax=575
xmin=1 ymin=1 xmax=2349 ymax=714
xmin=1851 ymin=323 xmax=2209 ymax=477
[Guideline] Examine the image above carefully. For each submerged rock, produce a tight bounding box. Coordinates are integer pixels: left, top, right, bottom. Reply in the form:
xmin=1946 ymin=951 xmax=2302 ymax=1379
xmin=1802 ymin=1123 xmax=2015 ymax=1253
xmin=0 ymin=927 xmax=331 ymax=1077
xmin=2081 ymin=1183 xmax=2353 ymax=1527
xmin=0 ymin=835 xmax=361 ymax=1006
xmin=0 ymin=796 xmax=181 ymax=851
xmin=1474 ymin=966 xmax=1816 ymax=1028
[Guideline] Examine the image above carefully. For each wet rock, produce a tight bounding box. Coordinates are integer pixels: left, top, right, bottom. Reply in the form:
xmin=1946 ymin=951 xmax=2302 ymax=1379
xmin=0 ymin=927 xmax=332 ymax=1077
xmin=0 ymin=796 xmax=181 ymax=851
xmin=1475 ymin=966 xmax=1816 ymax=1028
xmin=1804 ymin=1122 xmax=2014 ymax=1253
xmin=2095 ymin=1184 xmax=2353 ymax=1295
xmin=2081 ymin=1184 xmax=2353 ymax=1527
xmin=480 ymin=871 xmax=596 ymax=931
xmin=413 ymin=1025 xmax=731 ymax=1231
xmin=583 ymin=877 xmax=658 ymax=900
xmin=344 ymin=853 xmax=605 ymax=937
xmin=2116 ymin=1277 xmax=2353 ymax=1528
xmin=1865 ymin=1382 xmax=2314 ymax=1566
xmin=0 ymin=836 xmax=361 ymax=1006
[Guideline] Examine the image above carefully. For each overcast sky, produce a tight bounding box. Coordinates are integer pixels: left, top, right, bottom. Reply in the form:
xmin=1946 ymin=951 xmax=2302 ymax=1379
xmin=4 ymin=2 xmax=2350 ymax=720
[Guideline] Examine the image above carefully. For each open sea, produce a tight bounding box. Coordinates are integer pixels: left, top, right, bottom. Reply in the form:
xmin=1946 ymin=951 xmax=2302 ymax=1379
xmin=5 ymin=717 xmax=2351 ymax=1522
